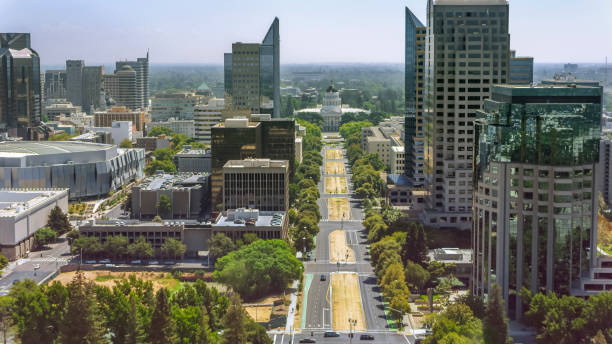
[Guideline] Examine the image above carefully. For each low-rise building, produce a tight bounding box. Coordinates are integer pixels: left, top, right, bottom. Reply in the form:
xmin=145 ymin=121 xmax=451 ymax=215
xmin=428 ymin=248 xmax=472 ymax=287
xmin=44 ymin=100 xmax=81 ymax=120
xmin=131 ymin=172 xmax=211 ymax=220
xmin=94 ymin=106 xmax=147 ymax=132
xmin=174 ymin=146 xmax=211 ymax=173
xmin=150 ymin=92 xmax=207 ymax=121
xmin=212 ymin=208 xmax=287 ymax=242
xmin=145 ymin=118 xmax=195 ymax=138
xmin=90 ymin=121 xmax=132 ymax=145
xmin=78 ymin=219 xmax=184 ymax=250
xmin=70 ymin=131 xmax=112 ymax=144
xmin=135 ymin=135 xmax=172 ymax=152
xmin=223 ymin=159 xmax=289 ymax=212
xmin=361 ymin=117 xmax=405 ymax=167
xmin=0 ymin=189 xmax=69 ymax=260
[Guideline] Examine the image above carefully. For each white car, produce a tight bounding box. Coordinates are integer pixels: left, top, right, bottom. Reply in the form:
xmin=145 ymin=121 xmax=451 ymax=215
xmin=33 ymin=264 xmax=40 ymax=270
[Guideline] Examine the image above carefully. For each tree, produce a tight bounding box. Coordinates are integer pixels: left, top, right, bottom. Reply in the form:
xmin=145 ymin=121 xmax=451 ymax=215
xmin=161 ymin=238 xmax=186 ymax=260
xmin=289 ymin=225 xmax=315 ymax=254
xmin=44 ymin=281 xmax=68 ymax=341
xmin=400 ymin=221 xmax=428 ymax=265
xmin=152 ymin=147 xmax=175 ymax=162
xmin=46 ymin=205 xmax=71 ymax=234
xmin=34 ymin=227 xmax=57 ymax=247
xmin=198 ymin=306 xmax=212 ymax=344
xmin=148 ymin=126 xmax=172 ymax=137
xmin=128 ymin=237 xmax=153 ymax=260
xmin=145 ymin=160 xmax=177 ymax=175
xmin=9 ymin=279 xmax=53 ymax=344
xmin=370 ymin=235 xmax=401 ymax=265
xmin=0 ymin=296 xmax=14 ymax=344
xmin=119 ymin=138 xmax=133 ymax=148
xmin=221 ymin=294 xmax=247 ymax=344
xmin=150 ymin=288 xmax=175 ymax=344
xmin=380 ymin=262 xmax=404 ymax=289
xmin=426 ymin=303 xmax=482 ymax=344
xmin=483 ymin=284 xmax=509 ymax=344
xmin=59 ymin=272 xmax=108 ymax=344
xmin=125 ymin=291 xmax=146 ymax=344
xmin=156 ymin=194 xmax=172 ymax=219
xmin=208 ymin=233 xmax=235 ymax=261
xmin=173 ymin=306 xmax=202 ymax=343
xmin=241 ymin=233 xmax=259 ymax=246
xmin=104 ymin=235 xmax=128 ymax=260
xmin=214 ymin=240 xmax=303 ymax=300
xmin=245 ymin=317 xmax=272 ymax=344
xmin=404 ymin=260 xmax=430 ymax=292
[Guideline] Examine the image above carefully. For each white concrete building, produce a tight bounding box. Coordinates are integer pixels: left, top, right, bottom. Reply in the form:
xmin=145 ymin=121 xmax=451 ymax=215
xmin=361 ymin=117 xmax=405 ymax=167
xmin=151 ymin=92 xmax=207 ymax=121
xmin=91 ymin=120 xmax=132 ymax=145
xmin=194 ymin=98 xmax=224 ymax=144
xmin=295 ymin=81 xmax=369 ymax=132
xmin=0 ymin=189 xmax=69 ymax=260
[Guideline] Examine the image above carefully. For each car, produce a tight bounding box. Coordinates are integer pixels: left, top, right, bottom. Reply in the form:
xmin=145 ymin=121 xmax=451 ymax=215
xmin=130 ymin=260 xmax=142 ymax=264
xmin=85 ymin=260 xmax=97 ymax=264
xmin=360 ymin=334 xmax=375 ymax=340
xmin=324 ymin=331 xmax=340 ymax=337
xmin=105 ymin=264 xmax=115 ymax=268
xmin=99 ymin=258 xmax=111 ymax=264
xmin=33 ymin=264 xmax=40 ymax=269
xmin=148 ymin=260 xmax=159 ymax=265
xmin=163 ymin=260 xmax=176 ymax=265
xmin=320 ymin=274 xmax=326 ymax=281
xmin=299 ymin=339 xmax=316 ymax=343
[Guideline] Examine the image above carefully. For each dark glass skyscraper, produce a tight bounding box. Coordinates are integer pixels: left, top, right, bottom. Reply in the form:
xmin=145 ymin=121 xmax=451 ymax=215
xmin=224 ymin=18 xmax=280 ymax=117
xmin=0 ymin=33 xmax=43 ymax=140
xmin=472 ymin=84 xmax=602 ymax=319
xmin=404 ymin=7 xmax=426 ymax=183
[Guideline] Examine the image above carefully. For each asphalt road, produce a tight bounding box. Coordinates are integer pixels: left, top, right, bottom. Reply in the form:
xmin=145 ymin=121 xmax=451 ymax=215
xmin=0 ymin=236 xmax=72 ymax=294
xmin=273 ymin=331 xmax=411 ymax=344
xmin=301 ymin=144 xmax=395 ymax=337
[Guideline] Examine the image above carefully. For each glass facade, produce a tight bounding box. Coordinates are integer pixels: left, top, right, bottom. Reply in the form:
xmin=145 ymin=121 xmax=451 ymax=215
xmin=259 ymin=17 xmax=280 ymax=117
xmin=472 ymin=85 xmax=602 ymax=319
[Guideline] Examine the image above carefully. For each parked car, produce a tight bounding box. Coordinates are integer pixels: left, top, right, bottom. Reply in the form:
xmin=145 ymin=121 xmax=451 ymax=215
xmin=163 ymin=260 xmax=176 ymax=265
xmin=105 ymin=264 xmax=115 ymax=268
xmin=33 ymin=264 xmax=40 ymax=270
xmin=130 ymin=260 xmax=142 ymax=265
xmin=85 ymin=260 xmax=97 ymax=264
xmin=299 ymin=339 xmax=316 ymax=343
xmin=324 ymin=331 xmax=340 ymax=337
xmin=320 ymin=274 xmax=327 ymax=281
xmin=360 ymin=334 xmax=374 ymax=340
xmin=99 ymin=258 xmax=111 ymax=264
xmin=148 ymin=260 xmax=159 ymax=265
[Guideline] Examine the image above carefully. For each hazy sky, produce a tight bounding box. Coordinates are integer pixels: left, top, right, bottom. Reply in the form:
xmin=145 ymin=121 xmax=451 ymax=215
xmin=2 ymin=0 xmax=611 ymax=65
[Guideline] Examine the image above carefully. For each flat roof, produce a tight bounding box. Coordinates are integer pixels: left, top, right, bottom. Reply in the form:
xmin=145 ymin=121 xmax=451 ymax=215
xmin=0 ymin=189 xmax=67 ymax=216
xmin=139 ymin=173 xmax=209 ymax=191
xmin=224 ymin=159 xmax=288 ymax=169
xmin=0 ymin=141 xmax=112 ymax=156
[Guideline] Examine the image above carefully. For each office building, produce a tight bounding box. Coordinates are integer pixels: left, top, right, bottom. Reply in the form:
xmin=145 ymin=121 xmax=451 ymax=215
xmin=175 ymin=146 xmax=211 ymax=173
xmin=194 ymin=98 xmax=224 ymax=144
xmin=70 ymin=131 xmax=111 ymax=144
xmin=65 ymin=60 xmax=104 ymax=113
xmin=65 ymin=60 xmax=84 ymax=108
xmin=44 ymin=100 xmax=81 ymax=120
xmin=295 ymin=81 xmax=370 ymax=132
xmin=223 ymin=159 xmax=289 ymax=211
xmin=0 ymin=141 xmax=144 ymax=199
xmin=151 ymin=92 xmax=206 ymax=121
xmin=599 ymin=136 xmax=612 ymax=205
xmin=115 ymin=52 xmax=149 ymax=110
xmin=224 ymin=18 xmax=280 ymax=117
xmin=472 ymin=85 xmax=602 ymax=319
xmin=509 ymin=50 xmax=534 ymax=85
xmin=210 ymin=116 xmax=295 ymax=207
xmin=94 ymin=106 xmax=147 ymax=132
xmin=213 ymin=208 xmax=287 ymax=242
xmin=44 ymin=70 xmax=67 ymax=100
xmin=131 ymin=172 xmax=210 ymax=220
xmin=361 ymin=116 xmax=405 ymax=171
xmin=146 ymin=118 xmax=195 ymax=138
xmin=0 ymin=33 xmax=43 ymax=140
xmin=0 ymin=189 xmax=69 ymax=260
xmin=422 ymin=0 xmax=510 ymax=229
xmin=404 ymin=7 xmax=426 ymax=183
xmin=90 ymin=120 xmax=132 ymax=145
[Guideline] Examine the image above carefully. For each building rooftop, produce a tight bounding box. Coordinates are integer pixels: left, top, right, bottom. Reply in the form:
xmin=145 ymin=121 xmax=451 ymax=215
xmin=428 ymin=248 xmax=472 ymax=264
xmin=224 ymin=159 xmax=288 ymax=169
xmin=138 ymin=172 xmax=209 ymax=191
xmin=0 ymin=141 xmax=113 ymax=157
xmin=0 ymin=189 xmax=68 ymax=217
xmin=214 ymin=209 xmax=285 ymax=228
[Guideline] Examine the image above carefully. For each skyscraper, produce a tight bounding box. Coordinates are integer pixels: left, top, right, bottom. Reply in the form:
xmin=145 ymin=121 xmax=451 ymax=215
xmin=115 ymin=52 xmax=149 ymax=110
xmin=404 ymin=7 xmax=426 ymax=184
xmin=423 ymin=0 xmax=510 ymax=229
xmin=65 ymin=60 xmax=104 ymax=113
xmin=44 ymin=70 xmax=67 ymax=100
xmin=472 ymin=84 xmax=602 ymax=319
xmin=224 ymin=18 xmax=280 ymax=117
xmin=0 ymin=33 xmax=43 ymax=139
xmin=509 ymin=50 xmax=534 ymax=85
xmin=66 ymin=60 xmax=84 ymax=107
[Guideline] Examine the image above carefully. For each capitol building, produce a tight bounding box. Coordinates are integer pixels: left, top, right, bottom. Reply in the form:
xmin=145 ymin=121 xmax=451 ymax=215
xmin=295 ymin=82 xmax=369 ymax=132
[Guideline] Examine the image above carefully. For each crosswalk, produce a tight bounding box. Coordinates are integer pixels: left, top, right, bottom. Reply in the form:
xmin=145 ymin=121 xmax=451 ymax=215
xmin=29 ymin=257 xmax=70 ymax=263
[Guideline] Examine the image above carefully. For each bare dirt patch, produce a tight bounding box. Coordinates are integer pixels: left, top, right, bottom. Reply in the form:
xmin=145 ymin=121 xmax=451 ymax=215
xmin=325 ymin=149 xmax=343 ymax=160
xmin=54 ymin=271 xmax=183 ymax=292
xmin=325 ymin=176 xmax=348 ymax=194
xmin=329 ymin=230 xmax=355 ymax=263
xmin=325 ymin=161 xmax=345 ymax=175
xmin=327 ymin=198 xmax=350 ymax=220
xmin=331 ymin=272 xmax=365 ymax=331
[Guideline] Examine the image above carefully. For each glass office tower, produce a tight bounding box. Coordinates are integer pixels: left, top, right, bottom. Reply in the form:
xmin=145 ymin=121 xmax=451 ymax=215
xmin=260 ymin=17 xmax=280 ymax=118
xmin=472 ymin=84 xmax=602 ymax=319
xmin=404 ymin=7 xmax=426 ymax=183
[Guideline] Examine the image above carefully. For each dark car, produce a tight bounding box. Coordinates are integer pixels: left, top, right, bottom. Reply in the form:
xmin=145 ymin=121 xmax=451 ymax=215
xmin=320 ymin=274 xmax=326 ymax=281
xmin=324 ymin=331 xmax=340 ymax=337
xmin=299 ymin=339 xmax=316 ymax=343
xmin=360 ymin=334 xmax=375 ymax=340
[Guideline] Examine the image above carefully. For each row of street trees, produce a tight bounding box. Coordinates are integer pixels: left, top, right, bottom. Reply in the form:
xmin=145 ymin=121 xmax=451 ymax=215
xmin=287 ymin=119 xmax=323 ymax=253
xmin=4 ymin=273 xmax=271 ymax=344
xmin=71 ymin=235 xmax=186 ymax=260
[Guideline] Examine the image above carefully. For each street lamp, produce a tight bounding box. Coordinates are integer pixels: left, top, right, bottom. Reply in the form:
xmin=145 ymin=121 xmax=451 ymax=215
xmin=348 ymin=318 xmax=357 ymax=344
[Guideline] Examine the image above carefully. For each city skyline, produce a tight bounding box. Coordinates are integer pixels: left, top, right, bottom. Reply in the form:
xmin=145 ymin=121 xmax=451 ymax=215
xmin=2 ymin=0 xmax=611 ymax=65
